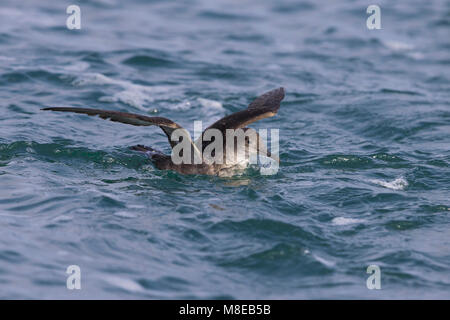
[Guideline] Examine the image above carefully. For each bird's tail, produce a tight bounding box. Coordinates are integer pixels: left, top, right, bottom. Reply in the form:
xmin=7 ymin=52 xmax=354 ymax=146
xmin=130 ymin=145 xmax=164 ymax=158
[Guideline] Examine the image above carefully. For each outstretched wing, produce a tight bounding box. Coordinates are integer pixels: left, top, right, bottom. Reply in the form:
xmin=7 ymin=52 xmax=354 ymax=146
xmin=42 ymin=107 xmax=200 ymax=154
xmin=196 ymin=87 xmax=284 ymax=158
xmin=203 ymin=87 xmax=284 ymax=134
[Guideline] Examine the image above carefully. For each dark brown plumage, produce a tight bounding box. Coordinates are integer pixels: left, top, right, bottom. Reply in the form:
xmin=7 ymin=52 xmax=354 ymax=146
xmin=42 ymin=87 xmax=285 ymax=175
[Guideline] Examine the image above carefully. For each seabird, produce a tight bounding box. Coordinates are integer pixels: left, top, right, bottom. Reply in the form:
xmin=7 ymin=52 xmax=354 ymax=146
xmin=42 ymin=87 xmax=285 ymax=176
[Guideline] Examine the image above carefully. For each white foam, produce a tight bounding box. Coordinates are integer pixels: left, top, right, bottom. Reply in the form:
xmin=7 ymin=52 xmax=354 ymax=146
xmin=383 ymin=40 xmax=423 ymax=60
xmin=407 ymin=52 xmax=424 ymax=60
xmin=51 ymin=215 xmax=73 ymax=223
xmin=197 ymin=98 xmax=223 ymax=110
xmin=73 ymin=73 xmax=127 ymax=86
xmin=384 ymin=40 xmax=414 ymax=51
xmin=370 ymin=177 xmax=408 ymax=191
xmin=98 ymin=90 xmax=151 ymax=110
xmin=332 ymin=217 xmax=364 ymax=226
xmin=73 ymin=73 xmax=171 ymax=110
xmin=103 ymin=276 xmax=144 ymax=293
xmin=0 ymin=56 xmax=15 ymax=62
xmin=172 ymin=98 xmax=223 ymax=112
xmin=114 ymin=211 xmax=138 ymax=218
xmin=62 ymin=61 xmax=90 ymax=72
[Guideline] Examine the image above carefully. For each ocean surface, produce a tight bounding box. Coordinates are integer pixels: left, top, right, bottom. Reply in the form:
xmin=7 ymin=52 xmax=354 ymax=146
xmin=0 ymin=0 xmax=449 ymax=299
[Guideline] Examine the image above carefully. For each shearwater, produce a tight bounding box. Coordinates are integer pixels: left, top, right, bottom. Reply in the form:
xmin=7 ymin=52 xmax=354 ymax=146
xmin=42 ymin=87 xmax=285 ymax=176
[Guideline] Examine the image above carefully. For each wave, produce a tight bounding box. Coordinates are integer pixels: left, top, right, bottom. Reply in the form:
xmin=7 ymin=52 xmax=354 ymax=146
xmin=332 ymin=217 xmax=365 ymax=226
xmin=370 ymin=177 xmax=408 ymax=191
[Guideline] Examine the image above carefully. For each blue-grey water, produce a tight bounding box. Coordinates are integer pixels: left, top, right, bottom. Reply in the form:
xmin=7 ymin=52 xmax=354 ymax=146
xmin=0 ymin=0 xmax=449 ymax=299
